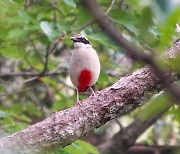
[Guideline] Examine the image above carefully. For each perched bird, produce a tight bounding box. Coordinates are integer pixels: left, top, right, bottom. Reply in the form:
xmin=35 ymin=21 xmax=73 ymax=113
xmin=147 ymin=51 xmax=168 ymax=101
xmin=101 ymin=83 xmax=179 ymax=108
xmin=69 ymin=34 xmax=100 ymax=103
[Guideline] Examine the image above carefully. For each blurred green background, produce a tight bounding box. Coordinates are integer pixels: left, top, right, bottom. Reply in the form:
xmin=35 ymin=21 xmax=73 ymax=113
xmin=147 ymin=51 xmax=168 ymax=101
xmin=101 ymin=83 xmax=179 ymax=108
xmin=0 ymin=0 xmax=180 ymax=153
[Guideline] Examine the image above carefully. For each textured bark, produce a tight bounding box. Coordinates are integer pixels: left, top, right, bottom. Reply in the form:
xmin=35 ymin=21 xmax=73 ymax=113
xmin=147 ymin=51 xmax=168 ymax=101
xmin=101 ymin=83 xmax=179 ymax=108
xmin=0 ymin=40 xmax=179 ymax=153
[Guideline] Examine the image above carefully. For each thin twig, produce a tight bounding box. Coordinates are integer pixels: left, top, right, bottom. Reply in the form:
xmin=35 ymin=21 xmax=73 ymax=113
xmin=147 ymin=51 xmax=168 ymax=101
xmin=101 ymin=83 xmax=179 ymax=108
xmin=105 ymin=0 xmax=115 ymax=15
xmin=48 ymin=63 xmax=63 ymax=74
xmin=40 ymin=44 xmax=50 ymax=75
xmin=31 ymin=42 xmax=45 ymax=65
xmin=0 ymin=71 xmax=67 ymax=78
xmin=23 ymin=76 xmax=39 ymax=83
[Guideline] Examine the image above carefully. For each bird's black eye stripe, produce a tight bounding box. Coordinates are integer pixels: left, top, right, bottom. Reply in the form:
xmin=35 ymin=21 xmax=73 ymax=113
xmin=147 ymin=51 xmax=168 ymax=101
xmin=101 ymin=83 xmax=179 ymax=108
xmin=75 ymin=37 xmax=91 ymax=44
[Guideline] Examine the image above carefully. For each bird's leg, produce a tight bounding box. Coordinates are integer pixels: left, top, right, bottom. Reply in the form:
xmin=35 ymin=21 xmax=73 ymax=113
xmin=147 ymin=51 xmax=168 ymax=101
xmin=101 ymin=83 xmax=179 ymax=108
xmin=76 ymin=88 xmax=80 ymax=102
xmin=76 ymin=89 xmax=82 ymax=106
xmin=89 ymin=87 xmax=95 ymax=96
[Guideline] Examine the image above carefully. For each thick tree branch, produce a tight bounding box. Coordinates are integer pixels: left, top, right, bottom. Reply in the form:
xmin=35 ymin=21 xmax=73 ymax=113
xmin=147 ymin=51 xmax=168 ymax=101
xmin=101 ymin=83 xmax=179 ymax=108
xmin=0 ymin=40 xmax=179 ymax=153
xmin=0 ymin=66 xmax=159 ymax=153
xmin=0 ymin=67 xmax=159 ymax=154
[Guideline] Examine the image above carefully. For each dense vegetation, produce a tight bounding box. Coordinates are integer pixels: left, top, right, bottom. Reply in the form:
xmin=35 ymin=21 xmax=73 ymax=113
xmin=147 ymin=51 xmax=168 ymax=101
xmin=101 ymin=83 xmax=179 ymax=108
xmin=0 ymin=0 xmax=180 ymax=153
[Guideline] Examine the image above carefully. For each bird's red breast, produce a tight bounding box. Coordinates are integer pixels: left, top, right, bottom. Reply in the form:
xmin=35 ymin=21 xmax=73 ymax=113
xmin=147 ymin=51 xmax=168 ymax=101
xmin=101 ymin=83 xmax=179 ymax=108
xmin=78 ymin=69 xmax=92 ymax=92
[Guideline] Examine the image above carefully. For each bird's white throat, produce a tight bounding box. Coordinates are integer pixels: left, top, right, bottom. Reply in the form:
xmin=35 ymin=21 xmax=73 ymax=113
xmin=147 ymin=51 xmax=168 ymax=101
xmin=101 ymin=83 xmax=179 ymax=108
xmin=74 ymin=42 xmax=92 ymax=49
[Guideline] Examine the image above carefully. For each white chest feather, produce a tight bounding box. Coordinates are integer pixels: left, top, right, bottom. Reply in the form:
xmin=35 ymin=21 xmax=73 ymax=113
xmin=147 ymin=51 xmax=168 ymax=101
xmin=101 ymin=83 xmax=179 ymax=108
xmin=69 ymin=45 xmax=100 ymax=88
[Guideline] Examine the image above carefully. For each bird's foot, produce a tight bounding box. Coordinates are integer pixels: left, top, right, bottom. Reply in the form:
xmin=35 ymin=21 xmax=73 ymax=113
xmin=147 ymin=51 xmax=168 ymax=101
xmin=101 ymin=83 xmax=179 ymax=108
xmin=76 ymin=100 xmax=83 ymax=106
xmin=76 ymin=88 xmax=83 ymax=106
xmin=89 ymin=87 xmax=95 ymax=96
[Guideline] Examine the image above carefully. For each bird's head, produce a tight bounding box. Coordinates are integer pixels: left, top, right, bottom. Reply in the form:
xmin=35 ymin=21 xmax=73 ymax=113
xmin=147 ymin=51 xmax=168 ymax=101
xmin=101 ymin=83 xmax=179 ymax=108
xmin=71 ymin=34 xmax=92 ymax=49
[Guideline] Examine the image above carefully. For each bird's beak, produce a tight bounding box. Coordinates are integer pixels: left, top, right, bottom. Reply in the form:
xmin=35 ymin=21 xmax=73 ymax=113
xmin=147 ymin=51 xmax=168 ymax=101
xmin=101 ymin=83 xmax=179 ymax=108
xmin=70 ymin=37 xmax=78 ymax=42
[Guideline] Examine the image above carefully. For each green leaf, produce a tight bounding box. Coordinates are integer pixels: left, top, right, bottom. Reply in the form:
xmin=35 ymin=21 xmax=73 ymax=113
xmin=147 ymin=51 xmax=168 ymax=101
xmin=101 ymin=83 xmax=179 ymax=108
xmin=167 ymin=106 xmax=180 ymax=124
xmin=57 ymin=23 xmax=71 ymax=31
xmin=0 ymin=0 xmax=18 ymax=13
xmin=8 ymin=29 xmax=27 ymax=39
xmin=136 ymin=7 xmax=153 ymax=35
xmin=58 ymin=140 xmax=99 ymax=154
xmin=40 ymin=21 xmax=53 ymax=37
xmin=11 ymin=104 xmax=23 ymax=114
xmin=0 ymin=116 xmax=14 ymax=126
xmin=158 ymin=7 xmax=180 ymax=51
xmin=0 ymin=111 xmax=9 ymax=118
xmin=74 ymin=140 xmax=99 ymax=154
xmin=110 ymin=9 xmax=138 ymax=34
xmin=18 ymin=10 xmax=30 ymax=23
xmin=76 ymin=7 xmax=92 ymax=25
xmin=88 ymin=32 xmax=118 ymax=48
xmin=0 ymin=85 xmax=4 ymax=93
xmin=161 ymin=56 xmax=180 ymax=73
xmin=54 ymin=148 xmax=69 ymax=154
xmin=5 ymin=121 xmax=28 ymax=133
xmin=0 ymin=29 xmax=9 ymax=39
xmin=12 ymin=114 xmax=31 ymax=123
xmin=0 ymin=45 xmax=25 ymax=59
xmin=40 ymin=21 xmax=59 ymax=41
xmin=63 ymin=0 xmax=76 ymax=8
xmin=97 ymin=69 xmax=109 ymax=88
xmin=110 ymin=9 xmax=136 ymax=25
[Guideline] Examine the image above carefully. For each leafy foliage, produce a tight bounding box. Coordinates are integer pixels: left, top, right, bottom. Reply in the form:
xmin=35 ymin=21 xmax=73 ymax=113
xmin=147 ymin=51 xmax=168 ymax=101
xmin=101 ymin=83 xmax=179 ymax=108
xmin=0 ymin=0 xmax=180 ymax=153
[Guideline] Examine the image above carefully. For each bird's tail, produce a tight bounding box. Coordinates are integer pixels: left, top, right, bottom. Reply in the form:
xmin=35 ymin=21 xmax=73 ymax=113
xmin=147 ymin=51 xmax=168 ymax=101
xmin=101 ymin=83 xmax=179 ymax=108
xmin=78 ymin=86 xmax=88 ymax=93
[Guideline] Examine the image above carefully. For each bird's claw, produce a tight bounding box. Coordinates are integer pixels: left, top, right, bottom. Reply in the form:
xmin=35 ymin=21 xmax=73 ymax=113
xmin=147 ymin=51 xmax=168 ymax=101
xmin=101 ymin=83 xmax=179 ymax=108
xmin=76 ymin=100 xmax=83 ymax=106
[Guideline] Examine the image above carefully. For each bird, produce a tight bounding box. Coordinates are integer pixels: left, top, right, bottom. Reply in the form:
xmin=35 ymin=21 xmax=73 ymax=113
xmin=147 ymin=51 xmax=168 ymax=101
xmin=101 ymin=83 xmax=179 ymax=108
xmin=69 ymin=34 xmax=100 ymax=104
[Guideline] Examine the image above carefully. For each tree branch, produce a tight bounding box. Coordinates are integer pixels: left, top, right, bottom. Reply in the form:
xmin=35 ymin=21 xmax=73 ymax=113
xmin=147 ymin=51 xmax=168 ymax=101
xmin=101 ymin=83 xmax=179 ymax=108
xmin=0 ymin=39 xmax=179 ymax=153
xmin=0 ymin=66 xmax=158 ymax=153
xmin=0 ymin=71 xmax=67 ymax=78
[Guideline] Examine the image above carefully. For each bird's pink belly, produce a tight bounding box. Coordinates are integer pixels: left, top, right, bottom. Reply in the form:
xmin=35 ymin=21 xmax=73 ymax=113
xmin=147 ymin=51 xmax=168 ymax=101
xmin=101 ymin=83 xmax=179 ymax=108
xmin=78 ymin=69 xmax=92 ymax=92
